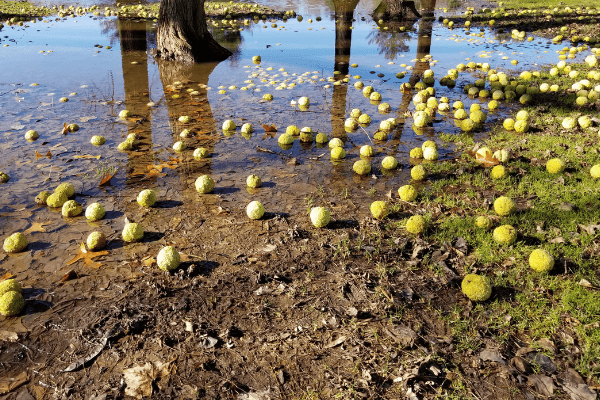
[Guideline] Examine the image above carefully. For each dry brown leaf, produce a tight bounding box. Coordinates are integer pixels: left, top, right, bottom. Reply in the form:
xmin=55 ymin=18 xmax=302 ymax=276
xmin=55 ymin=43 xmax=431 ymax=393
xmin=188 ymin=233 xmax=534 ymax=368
xmin=0 ymin=371 xmax=28 ymax=394
xmin=35 ymin=150 xmax=44 ymax=160
xmin=74 ymin=155 xmax=101 ymax=160
xmin=0 ymin=272 xmax=15 ymax=282
xmin=99 ymin=170 xmax=117 ymax=186
xmin=67 ymin=242 xmax=109 ymax=269
xmin=23 ymin=221 xmax=50 ymax=235
xmin=123 ymin=359 xmax=175 ymax=399
xmin=61 ymin=270 xmax=79 ymax=283
xmin=61 ymin=122 xmax=69 ymax=135
xmin=475 ymin=150 xmax=500 ymax=167
xmin=262 ymin=123 xmax=277 ymax=132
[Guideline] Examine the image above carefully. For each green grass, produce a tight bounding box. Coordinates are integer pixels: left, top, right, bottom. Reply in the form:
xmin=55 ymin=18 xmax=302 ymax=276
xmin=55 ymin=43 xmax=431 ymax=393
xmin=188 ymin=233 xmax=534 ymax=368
xmin=371 ymin=56 xmax=600 ymax=383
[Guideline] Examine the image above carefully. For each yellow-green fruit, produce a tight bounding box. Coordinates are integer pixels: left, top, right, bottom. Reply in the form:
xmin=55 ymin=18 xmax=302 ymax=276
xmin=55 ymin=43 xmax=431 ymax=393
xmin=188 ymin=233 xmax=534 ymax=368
xmin=493 ymin=149 xmax=510 ymax=163
xmin=25 ymin=130 xmax=39 ymax=141
xmin=406 ymin=215 xmax=426 ymax=235
xmin=87 ymin=231 xmax=107 ymax=251
xmin=118 ymin=141 xmax=133 ymax=151
xmin=423 ymin=147 xmax=439 ymax=161
xmin=422 ymin=142 xmax=437 ymax=152
xmin=0 ymin=172 xmax=9 ymax=183
xmin=381 ymin=156 xmax=398 ymax=170
xmin=178 ymin=115 xmax=192 ymax=124
xmin=529 ymin=249 xmax=554 ymax=272
xmin=350 ymin=108 xmax=362 ymax=119
xmin=562 ymin=117 xmax=577 ymax=129
xmin=286 ymin=125 xmax=300 ymax=135
xmin=46 ymin=191 xmax=68 ymax=208
xmin=461 ymin=274 xmax=492 ymax=301
xmin=411 ymin=165 xmax=426 ymax=181
xmin=68 ymin=123 xmax=80 ymax=132
xmin=358 ymin=114 xmax=371 ymax=125
xmin=299 ymin=131 xmax=313 ymax=143
xmin=491 ymin=165 xmax=507 ymax=179
xmin=3 ymin=232 xmax=28 ymax=253
xmin=222 ymin=119 xmax=236 ymax=131
xmin=578 ymin=116 xmax=592 ymax=129
xmin=315 ymin=133 xmax=328 ymax=144
xmin=370 ymin=201 xmax=388 ymax=219
xmin=329 ymin=138 xmax=343 ymax=149
xmin=475 ymin=216 xmax=492 ymax=230
xmin=410 ymin=148 xmax=423 ymax=158
xmin=310 ymin=207 xmax=330 ymax=228
xmin=122 ymin=222 xmax=144 ymax=242
xmin=398 ymin=185 xmax=417 ymax=202
xmin=91 ymin=135 xmax=106 ymax=146
xmin=263 ymin=93 xmax=273 ymax=101
xmin=0 ymin=279 xmax=22 ymax=296
xmin=193 ymin=148 xmax=209 ymax=160
xmin=360 ymin=145 xmax=374 ymax=157
xmin=246 ymin=200 xmax=265 ymax=220
xmin=241 ymin=123 xmax=253 ymax=134
xmin=278 ymin=133 xmax=294 ymax=145
xmin=55 ymin=182 xmax=75 ymax=197
xmin=137 ymin=189 xmax=157 ymax=207
xmin=493 ymin=224 xmax=517 ymax=245
xmin=461 ymin=118 xmax=475 ymax=132
xmin=0 ymin=291 xmax=25 ymax=316
xmin=85 ymin=202 xmax=106 ymax=220
xmin=353 ymin=160 xmax=371 ymax=175
xmin=503 ymin=118 xmax=515 ymax=130
xmin=195 ymin=175 xmax=215 ymax=193
xmin=331 ymin=147 xmax=346 ymax=159
xmin=157 ymin=246 xmax=181 ymax=271
xmin=247 ymin=174 xmax=262 ymax=188
xmin=546 ymin=158 xmax=565 ymax=174
xmin=173 ymin=141 xmax=186 ymax=152
xmin=62 ymin=200 xmax=83 ymax=217
xmin=590 ymin=164 xmax=600 ymax=178
xmin=515 ymin=110 xmax=529 ymax=121
xmin=119 ymin=109 xmax=132 ymax=119
xmin=494 ymin=196 xmax=516 ymax=216
xmin=35 ymin=191 xmax=51 ymax=205
xmin=514 ymin=120 xmax=529 ymax=133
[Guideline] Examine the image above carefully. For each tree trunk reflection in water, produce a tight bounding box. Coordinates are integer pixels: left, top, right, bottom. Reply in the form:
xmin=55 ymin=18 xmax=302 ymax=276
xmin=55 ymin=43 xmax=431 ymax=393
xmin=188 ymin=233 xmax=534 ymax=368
xmin=118 ymin=18 xmax=155 ymax=185
xmin=330 ymin=0 xmax=359 ymax=139
xmin=157 ymin=60 xmax=220 ymax=187
xmin=387 ymin=0 xmax=436 ymax=153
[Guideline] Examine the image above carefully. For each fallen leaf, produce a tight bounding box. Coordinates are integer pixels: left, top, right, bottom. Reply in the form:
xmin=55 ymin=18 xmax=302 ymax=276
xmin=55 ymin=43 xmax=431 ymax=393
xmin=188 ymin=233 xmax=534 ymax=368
xmin=123 ymin=360 xmax=175 ymax=399
xmin=35 ymin=150 xmax=44 ymax=160
xmin=23 ymin=221 xmax=50 ymax=235
xmin=0 ymin=272 xmax=15 ymax=281
xmin=475 ymin=150 xmax=500 ymax=167
xmin=61 ymin=270 xmax=79 ymax=282
xmin=61 ymin=122 xmax=69 ymax=135
xmin=99 ymin=170 xmax=117 ymax=186
xmin=0 ymin=371 xmax=28 ymax=394
xmin=262 ymin=123 xmax=277 ymax=132
xmin=74 ymin=154 xmax=101 ymax=160
xmin=67 ymin=242 xmax=109 ymax=269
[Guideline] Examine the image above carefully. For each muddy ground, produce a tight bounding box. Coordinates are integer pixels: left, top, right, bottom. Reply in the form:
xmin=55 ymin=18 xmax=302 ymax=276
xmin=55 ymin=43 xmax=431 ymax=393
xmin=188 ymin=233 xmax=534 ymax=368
xmin=1 ymin=169 xmax=595 ymax=400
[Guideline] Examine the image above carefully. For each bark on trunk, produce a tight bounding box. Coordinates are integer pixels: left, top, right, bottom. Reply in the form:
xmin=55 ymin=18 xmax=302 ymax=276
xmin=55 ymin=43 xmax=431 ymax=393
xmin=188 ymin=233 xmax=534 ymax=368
xmin=156 ymin=0 xmax=232 ymax=63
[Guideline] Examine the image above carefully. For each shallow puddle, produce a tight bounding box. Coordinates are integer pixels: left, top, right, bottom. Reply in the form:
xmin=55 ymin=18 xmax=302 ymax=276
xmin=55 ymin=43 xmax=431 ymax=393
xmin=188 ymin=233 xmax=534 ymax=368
xmin=0 ymin=0 xmax=591 ymax=292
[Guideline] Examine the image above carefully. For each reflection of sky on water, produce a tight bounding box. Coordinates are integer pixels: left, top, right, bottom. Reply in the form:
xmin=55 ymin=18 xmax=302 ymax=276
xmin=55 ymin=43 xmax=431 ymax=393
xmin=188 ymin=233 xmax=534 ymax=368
xmin=0 ymin=4 xmax=591 ymax=211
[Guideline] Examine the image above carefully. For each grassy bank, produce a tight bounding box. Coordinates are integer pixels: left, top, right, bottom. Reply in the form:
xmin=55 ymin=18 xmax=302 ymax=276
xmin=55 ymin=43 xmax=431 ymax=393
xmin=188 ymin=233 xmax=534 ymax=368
xmin=0 ymin=0 xmax=284 ymax=22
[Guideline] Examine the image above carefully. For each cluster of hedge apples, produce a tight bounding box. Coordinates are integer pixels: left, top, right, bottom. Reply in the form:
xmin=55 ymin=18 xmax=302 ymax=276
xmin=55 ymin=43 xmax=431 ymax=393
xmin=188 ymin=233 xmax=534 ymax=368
xmin=2 ymin=48 xmax=600 ymax=315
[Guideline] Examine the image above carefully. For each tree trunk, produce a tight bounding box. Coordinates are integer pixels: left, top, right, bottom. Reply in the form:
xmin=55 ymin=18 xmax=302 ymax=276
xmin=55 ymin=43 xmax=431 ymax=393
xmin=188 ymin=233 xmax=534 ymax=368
xmin=156 ymin=0 xmax=232 ymax=63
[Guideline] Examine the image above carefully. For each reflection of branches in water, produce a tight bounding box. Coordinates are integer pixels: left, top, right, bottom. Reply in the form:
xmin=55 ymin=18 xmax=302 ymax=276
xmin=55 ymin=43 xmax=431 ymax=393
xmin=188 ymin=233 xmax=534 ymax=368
xmin=366 ymin=28 xmax=411 ymax=61
xmin=209 ymin=26 xmax=243 ymax=63
xmin=98 ymin=18 xmax=158 ymax=48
